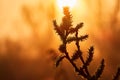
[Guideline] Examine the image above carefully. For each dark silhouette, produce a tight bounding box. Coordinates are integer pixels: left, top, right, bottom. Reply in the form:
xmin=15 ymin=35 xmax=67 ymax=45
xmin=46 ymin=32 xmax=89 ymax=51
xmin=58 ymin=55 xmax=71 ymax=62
xmin=53 ymin=7 xmax=120 ymax=80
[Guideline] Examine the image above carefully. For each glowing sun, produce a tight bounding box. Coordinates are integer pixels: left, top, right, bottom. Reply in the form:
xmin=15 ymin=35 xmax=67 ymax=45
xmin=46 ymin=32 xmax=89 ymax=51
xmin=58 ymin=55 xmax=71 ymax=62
xmin=57 ymin=0 xmax=77 ymax=9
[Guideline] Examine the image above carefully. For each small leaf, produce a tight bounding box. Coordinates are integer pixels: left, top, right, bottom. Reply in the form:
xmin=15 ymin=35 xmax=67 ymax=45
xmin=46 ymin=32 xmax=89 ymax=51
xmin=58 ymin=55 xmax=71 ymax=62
xmin=67 ymin=37 xmax=76 ymax=43
xmin=53 ymin=20 xmax=65 ymax=40
xmin=53 ymin=20 xmax=61 ymax=35
xmin=78 ymin=35 xmax=88 ymax=41
xmin=53 ymin=20 xmax=58 ymax=28
xmin=71 ymin=50 xmax=79 ymax=61
xmin=75 ymin=22 xmax=84 ymax=31
xmin=84 ymin=46 xmax=94 ymax=67
xmin=68 ymin=23 xmax=83 ymax=34
xmin=94 ymin=59 xmax=105 ymax=79
xmin=66 ymin=35 xmax=88 ymax=43
xmin=69 ymin=28 xmax=76 ymax=34
xmin=56 ymin=55 xmax=65 ymax=67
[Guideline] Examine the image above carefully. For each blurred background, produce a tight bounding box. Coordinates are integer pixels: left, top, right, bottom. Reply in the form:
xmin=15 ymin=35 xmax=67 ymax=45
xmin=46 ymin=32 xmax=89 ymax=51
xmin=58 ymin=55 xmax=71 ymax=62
xmin=0 ymin=0 xmax=120 ymax=80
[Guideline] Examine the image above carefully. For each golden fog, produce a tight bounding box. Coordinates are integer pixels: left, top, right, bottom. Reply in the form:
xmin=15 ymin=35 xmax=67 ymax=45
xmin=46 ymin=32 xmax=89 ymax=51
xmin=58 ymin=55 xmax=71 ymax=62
xmin=0 ymin=0 xmax=120 ymax=80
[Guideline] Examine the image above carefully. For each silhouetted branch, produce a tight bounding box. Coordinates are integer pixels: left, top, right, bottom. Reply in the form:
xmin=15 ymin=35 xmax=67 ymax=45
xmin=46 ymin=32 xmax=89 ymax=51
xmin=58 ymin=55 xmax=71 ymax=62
xmin=66 ymin=35 xmax=88 ymax=43
xmin=53 ymin=6 xmax=119 ymax=80
xmin=68 ymin=23 xmax=83 ymax=34
xmin=84 ymin=46 xmax=94 ymax=67
xmin=71 ymin=50 xmax=79 ymax=61
xmin=93 ymin=59 xmax=105 ymax=79
xmin=56 ymin=55 xmax=65 ymax=67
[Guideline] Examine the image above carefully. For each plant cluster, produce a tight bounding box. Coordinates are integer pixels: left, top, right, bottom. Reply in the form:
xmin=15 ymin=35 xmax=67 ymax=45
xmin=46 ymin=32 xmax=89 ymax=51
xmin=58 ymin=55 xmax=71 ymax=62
xmin=53 ymin=7 xmax=120 ymax=80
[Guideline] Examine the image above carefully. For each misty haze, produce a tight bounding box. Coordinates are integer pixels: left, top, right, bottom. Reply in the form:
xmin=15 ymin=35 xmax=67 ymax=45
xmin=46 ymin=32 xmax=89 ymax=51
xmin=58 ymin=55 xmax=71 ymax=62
xmin=0 ymin=0 xmax=120 ymax=80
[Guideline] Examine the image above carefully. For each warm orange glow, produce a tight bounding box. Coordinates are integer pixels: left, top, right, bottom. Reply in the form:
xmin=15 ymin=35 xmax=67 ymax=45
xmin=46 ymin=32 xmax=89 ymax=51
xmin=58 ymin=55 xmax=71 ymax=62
xmin=57 ymin=0 xmax=77 ymax=9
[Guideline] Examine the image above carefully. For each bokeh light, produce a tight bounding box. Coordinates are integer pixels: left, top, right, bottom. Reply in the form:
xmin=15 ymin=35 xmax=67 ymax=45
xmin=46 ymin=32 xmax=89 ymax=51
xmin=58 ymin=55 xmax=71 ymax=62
xmin=56 ymin=0 xmax=77 ymax=9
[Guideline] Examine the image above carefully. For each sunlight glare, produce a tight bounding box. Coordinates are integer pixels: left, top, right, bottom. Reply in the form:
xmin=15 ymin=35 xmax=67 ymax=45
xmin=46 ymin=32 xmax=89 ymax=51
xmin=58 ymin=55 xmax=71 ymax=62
xmin=57 ymin=0 xmax=77 ymax=9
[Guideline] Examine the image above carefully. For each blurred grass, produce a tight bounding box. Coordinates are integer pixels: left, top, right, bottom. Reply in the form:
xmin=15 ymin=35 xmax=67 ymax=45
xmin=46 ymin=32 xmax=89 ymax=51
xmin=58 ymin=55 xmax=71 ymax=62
xmin=0 ymin=0 xmax=120 ymax=80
